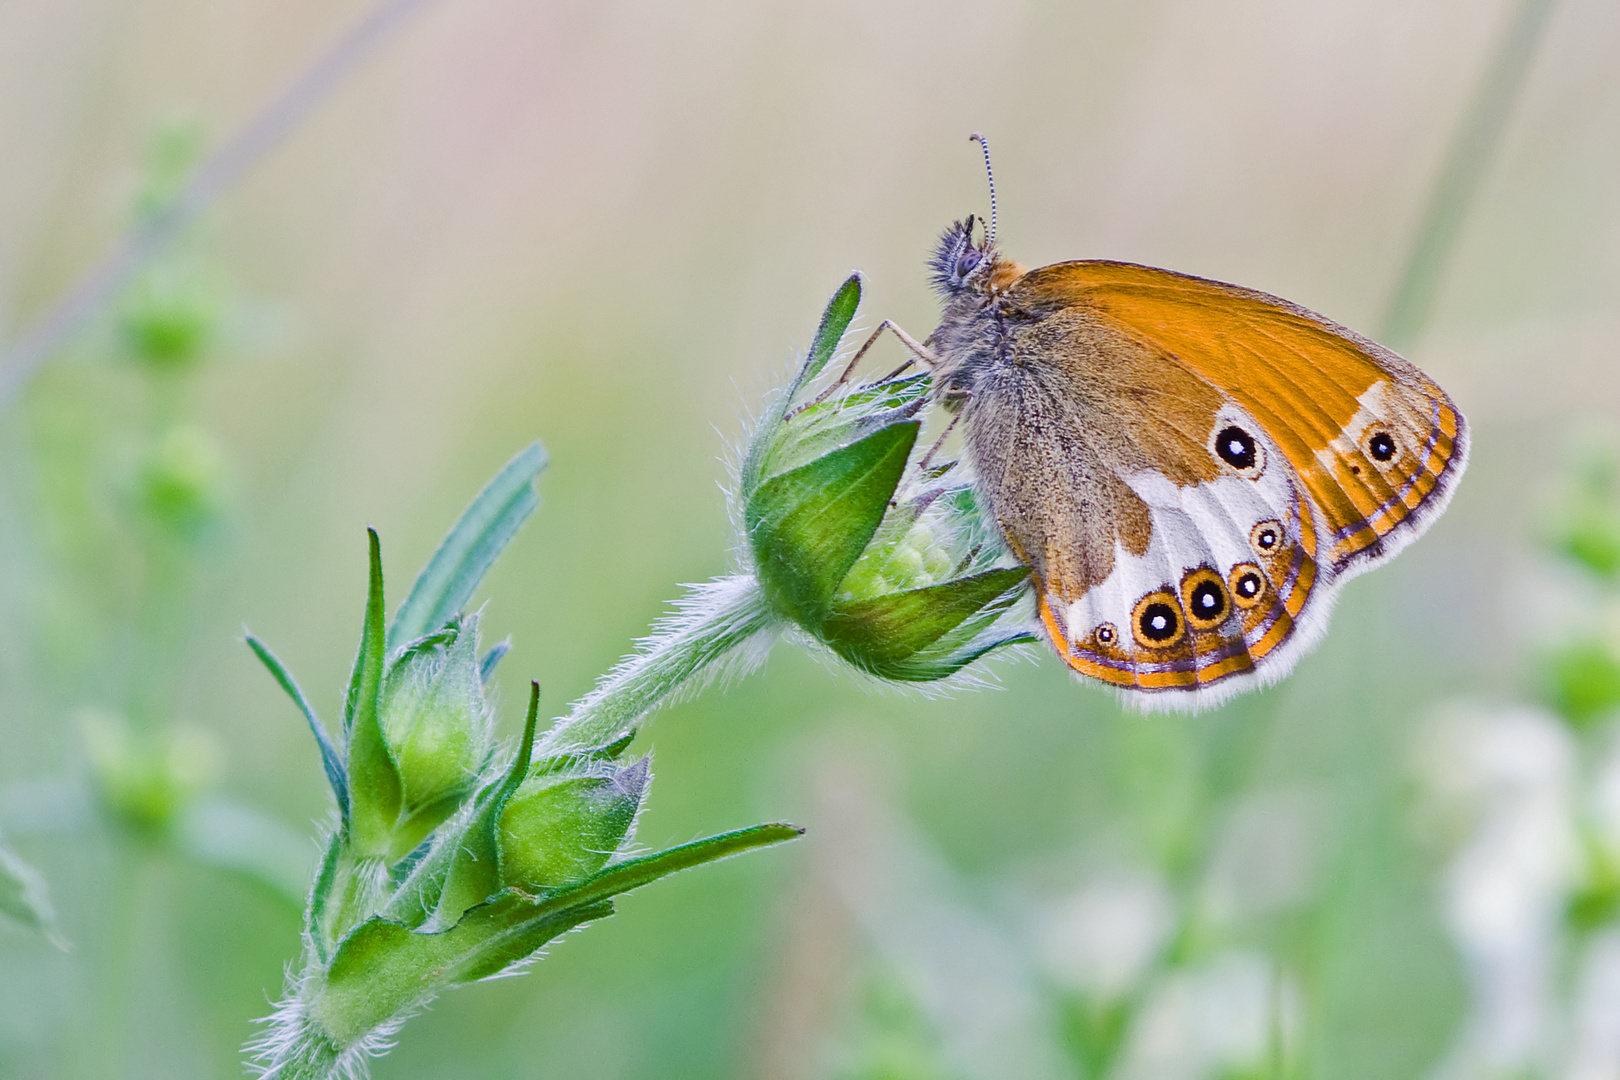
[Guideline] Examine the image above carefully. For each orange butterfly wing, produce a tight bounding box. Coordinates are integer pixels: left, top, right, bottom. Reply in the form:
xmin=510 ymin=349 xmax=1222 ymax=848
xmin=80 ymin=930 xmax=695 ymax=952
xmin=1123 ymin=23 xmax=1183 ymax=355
xmin=1002 ymin=260 xmax=1469 ymax=578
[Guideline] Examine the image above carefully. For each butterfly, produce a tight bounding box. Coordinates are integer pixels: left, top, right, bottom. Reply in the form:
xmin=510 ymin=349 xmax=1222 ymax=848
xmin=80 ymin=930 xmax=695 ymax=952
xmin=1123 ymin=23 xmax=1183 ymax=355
xmin=866 ymin=137 xmax=1467 ymax=710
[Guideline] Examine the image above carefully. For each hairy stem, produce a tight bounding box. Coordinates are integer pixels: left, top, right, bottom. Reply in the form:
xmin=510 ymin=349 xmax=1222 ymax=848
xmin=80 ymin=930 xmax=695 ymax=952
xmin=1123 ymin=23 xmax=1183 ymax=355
xmin=537 ymin=574 xmax=781 ymax=756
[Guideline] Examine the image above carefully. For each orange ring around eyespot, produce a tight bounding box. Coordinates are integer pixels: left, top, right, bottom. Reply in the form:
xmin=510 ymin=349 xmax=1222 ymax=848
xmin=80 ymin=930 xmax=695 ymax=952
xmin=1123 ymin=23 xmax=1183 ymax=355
xmin=1179 ymin=568 xmax=1230 ymax=631
xmin=1131 ymin=590 xmax=1185 ymax=649
xmin=1249 ymin=519 xmax=1284 ymax=558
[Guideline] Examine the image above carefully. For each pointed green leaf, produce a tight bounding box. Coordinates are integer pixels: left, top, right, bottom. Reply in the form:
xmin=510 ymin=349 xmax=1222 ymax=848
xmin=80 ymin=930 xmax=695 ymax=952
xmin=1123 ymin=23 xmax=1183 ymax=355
xmin=549 ymin=822 xmax=803 ymax=908
xmin=792 ymin=272 xmax=863 ymax=397
xmin=345 ymin=529 xmax=402 ymax=857
xmin=389 ymin=442 xmax=547 ymax=649
xmin=246 ymin=634 xmax=348 ymax=819
xmin=741 ymin=274 xmax=862 ymax=495
xmin=746 ymin=422 xmax=917 ymax=627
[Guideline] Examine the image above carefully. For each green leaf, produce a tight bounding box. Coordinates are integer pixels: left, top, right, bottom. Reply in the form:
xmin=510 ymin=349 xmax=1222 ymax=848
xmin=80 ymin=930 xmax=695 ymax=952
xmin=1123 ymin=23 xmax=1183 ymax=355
xmin=247 ymin=634 xmax=348 ymax=820
xmin=345 ymin=529 xmax=402 ymax=857
xmin=0 ymin=833 xmax=64 ymax=948
xmin=741 ymin=274 xmax=862 ymax=495
xmin=792 ymin=272 xmax=863 ymax=396
xmin=388 ymin=442 xmax=548 ymax=649
xmin=746 ymin=422 xmax=918 ymax=627
xmin=821 ymin=566 xmax=1033 ymax=680
xmin=554 ymin=821 xmax=803 ymax=907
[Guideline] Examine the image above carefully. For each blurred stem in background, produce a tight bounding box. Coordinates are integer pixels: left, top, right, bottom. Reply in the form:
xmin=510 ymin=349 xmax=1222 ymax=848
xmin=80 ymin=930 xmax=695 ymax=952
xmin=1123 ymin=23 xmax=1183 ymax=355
xmin=1380 ymin=0 xmax=1559 ymax=351
xmin=0 ymin=0 xmax=438 ymax=406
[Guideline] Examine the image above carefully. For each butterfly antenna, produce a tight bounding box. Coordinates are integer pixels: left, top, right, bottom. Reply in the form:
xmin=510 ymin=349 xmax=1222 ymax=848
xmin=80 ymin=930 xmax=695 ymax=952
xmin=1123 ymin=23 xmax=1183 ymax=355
xmin=969 ymin=132 xmax=996 ymax=246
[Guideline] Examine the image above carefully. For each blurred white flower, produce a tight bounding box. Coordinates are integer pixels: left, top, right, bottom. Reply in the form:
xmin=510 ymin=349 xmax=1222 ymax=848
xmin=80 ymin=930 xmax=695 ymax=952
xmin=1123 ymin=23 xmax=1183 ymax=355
xmin=1031 ymin=867 xmax=1175 ymax=999
xmin=1416 ymin=703 xmax=1581 ymax=1080
xmin=1565 ymin=929 xmax=1620 ymax=1080
xmin=1116 ymin=950 xmax=1299 ymax=1080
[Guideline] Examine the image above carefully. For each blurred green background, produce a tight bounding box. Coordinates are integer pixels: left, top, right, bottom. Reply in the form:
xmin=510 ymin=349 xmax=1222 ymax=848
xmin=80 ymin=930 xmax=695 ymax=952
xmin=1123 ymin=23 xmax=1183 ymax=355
xmin=3 ymin=1 xmax=1619 ymax=1077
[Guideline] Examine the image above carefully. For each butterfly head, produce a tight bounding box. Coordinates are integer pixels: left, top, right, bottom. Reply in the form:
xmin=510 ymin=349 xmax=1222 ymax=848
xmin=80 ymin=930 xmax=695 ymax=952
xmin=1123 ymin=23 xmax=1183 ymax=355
xmin=928 ymin=215 xmax=1000 ymax=298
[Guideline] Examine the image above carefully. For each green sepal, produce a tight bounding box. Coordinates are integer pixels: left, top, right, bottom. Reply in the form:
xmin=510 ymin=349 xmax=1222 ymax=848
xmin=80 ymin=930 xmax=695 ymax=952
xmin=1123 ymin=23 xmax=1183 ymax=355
xmin=246 ymin=634 xmax=349 ymax=821
xmin=741 ymin=273 xmax=862 ymax=497
xmin=479 ymin=639 xmax=511 ymax=685
xmin=345 ymin=530 xmax=403 ymax=858
xmin=757 ymin=373 xmax=930 ymax=483
xmin=822 ymin=566 xmax=1034 ymax=680
xmin=388 ymin=441 xmax=548 ymax=650
xmin=313 ymin=822 xmax=801 ymax=1049
xmin=529 ymin=730 xmax=637 ymax=777
xmin=307 ymin=830 xmax=348 ymax=962
xmin=746 ymin=422 xmax=918 ymax=628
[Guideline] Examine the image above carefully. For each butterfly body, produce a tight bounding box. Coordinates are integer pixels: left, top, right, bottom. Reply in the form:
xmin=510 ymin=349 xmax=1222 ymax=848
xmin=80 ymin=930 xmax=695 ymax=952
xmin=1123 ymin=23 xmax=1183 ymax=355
xmin=926 ymin=219 xmax=1468 ymax=710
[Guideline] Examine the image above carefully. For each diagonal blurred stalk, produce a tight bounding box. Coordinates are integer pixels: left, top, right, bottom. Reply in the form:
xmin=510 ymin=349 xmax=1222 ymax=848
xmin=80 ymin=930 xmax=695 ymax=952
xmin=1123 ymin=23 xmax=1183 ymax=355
xmin=0 ymin=0 xmax=440 ymax=406
xmin=1380 ymin=0 xmax=1560 ymax=350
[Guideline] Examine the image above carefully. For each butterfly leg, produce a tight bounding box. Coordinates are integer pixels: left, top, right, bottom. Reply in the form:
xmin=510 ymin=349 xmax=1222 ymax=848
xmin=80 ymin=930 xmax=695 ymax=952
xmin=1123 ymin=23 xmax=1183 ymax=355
xmin=917 ymin=406 xmax=963 ymax=471
xmin=797 ymin=320 xmax=943 ymax=413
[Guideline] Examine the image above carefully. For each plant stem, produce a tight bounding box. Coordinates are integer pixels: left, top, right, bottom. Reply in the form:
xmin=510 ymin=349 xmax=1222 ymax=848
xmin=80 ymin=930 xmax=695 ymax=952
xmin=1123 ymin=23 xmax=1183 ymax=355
xmin=536 ymin=574 xmax=781 ymax=756
xmin=1380 ymin=0 xmax=1560 ymax=350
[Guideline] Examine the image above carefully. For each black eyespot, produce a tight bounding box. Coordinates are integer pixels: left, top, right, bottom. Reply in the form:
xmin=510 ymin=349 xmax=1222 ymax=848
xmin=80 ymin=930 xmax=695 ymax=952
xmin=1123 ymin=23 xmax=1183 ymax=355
xmin=1368 ymin=431 xmax=1397 ymax=462
xmin=1215 ymin=425 xmax=1257 ymax=471
xmin=1250 ymin=520 xmax=1283 ymax=555
xmin=1139 ymin=603 xmax=1178 ymax=642
xmin=1094 ymin=623 xmax=1118 ymax=648
xmin=1228 ymin=563 xmax=1267 ymax=610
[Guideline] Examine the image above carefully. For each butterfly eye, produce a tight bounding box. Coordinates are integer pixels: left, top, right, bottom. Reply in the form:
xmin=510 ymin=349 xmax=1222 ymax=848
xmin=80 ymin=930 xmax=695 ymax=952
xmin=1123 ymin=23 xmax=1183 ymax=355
xmin=1228 ymin=563 xmax=1268 ymax=609
xmin=1213 ymin=424 xmax=1263 ymax=475
xmin=954 ymin=250 xmax=982 ymax=279
xmin=1131 ymin=590 xmax=1185 ymax=648
xmin=1367 ymin=430 xmax=1398 ymax=463
xmin=1179 ymin=569 xmax=1230 ymax=631
xmin=1249 ymin=520 xmax=1284 ymax=556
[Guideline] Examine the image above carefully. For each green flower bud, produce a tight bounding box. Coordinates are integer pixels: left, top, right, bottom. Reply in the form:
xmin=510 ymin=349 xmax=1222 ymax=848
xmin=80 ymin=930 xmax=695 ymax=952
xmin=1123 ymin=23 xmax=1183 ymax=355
xmin=141 ymin=424 xmax=227 ymax=538
xmin=498 ymin=758 xmax=648 ymax=890
xmin=379 ymin=615 xmax=493 ymax=834
xmin=739 ymin=275 xmax=1035 ymax=681
xmin=120 ymin=265 xmax=217 ymax=370
xmin=82 ymin=711 xmax=222 ymax=834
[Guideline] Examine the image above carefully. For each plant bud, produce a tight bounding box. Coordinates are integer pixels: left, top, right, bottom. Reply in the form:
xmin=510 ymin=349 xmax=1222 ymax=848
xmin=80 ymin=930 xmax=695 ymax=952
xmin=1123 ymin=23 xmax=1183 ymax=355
xmin=376 ymin=616 xmax=493 ymax=855
xmin=497 ymin=758 xmax=649 ymax=890
xmin=740 ymin=275 xmax=1034 ymax=681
